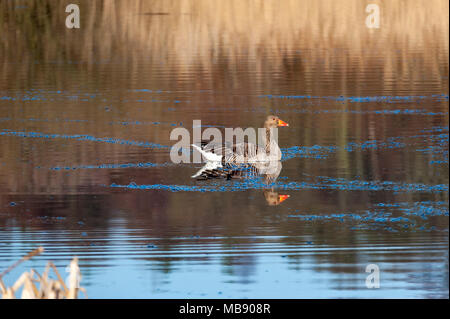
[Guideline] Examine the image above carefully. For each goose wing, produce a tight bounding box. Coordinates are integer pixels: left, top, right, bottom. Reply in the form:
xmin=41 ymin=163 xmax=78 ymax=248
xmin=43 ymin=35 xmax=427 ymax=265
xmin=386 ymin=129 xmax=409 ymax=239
xmin=193 ymin=163 xmax=260 ymax=181
xmin=192 ymin=159 xmax=282 ymax=182
xmin=201 ymin=140 xmax=263 ymax=164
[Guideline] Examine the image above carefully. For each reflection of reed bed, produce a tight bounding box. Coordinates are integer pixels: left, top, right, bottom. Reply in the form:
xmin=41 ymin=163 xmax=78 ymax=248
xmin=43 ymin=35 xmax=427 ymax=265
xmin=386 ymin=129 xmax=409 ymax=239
xmin=0 ymin=0 xmax=448 ymax=85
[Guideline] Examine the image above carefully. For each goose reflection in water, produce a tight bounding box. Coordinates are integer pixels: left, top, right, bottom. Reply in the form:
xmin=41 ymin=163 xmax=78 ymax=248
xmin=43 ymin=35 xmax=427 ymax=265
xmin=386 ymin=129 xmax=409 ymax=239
xmin=191 ymin=160 xmax=290 ymax=206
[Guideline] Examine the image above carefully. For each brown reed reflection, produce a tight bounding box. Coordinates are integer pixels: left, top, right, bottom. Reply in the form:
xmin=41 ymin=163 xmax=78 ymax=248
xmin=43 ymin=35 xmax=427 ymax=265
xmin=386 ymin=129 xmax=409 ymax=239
xmin=0 ymin=1 xmax=448 ymax=298
xmin=0 ymin=0 xmax=448 ymax=90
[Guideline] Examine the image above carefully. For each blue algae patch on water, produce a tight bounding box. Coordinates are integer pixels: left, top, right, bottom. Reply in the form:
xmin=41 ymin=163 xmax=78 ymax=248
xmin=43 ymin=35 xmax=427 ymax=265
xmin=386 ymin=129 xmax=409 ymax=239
xmin=110 ymin=182 xmax=212 ymax=192
xmin=259 ymin=93 xmax=449 ymax=103
xmin=288 ymin=201 xmax=448 ymax=232
xmin=2 ymin=117 xmax=90 ymax=124
xmin=281 ymin=135 xmax=406 ymax=160
xmin=0 ymin=116 xmax=179 ymax=128
xmin=272 ymin=108 xmax=448 ymax=116
xmin=344 ymin=137 xmax=406 ymax=152
xmin=47 ymin=162 xmax=173 ymax=170
xmin=314 ymin=176 xmax=448 ymax=193
xmin=420 ymin=126 xmax=449 ymax=134
xmin=415 ymin=131 xmax=449 ymax=165
xmin=281 ymin=128 xmax=448 ymax=162
xmin=386 ymin=201 xmax=449 ymax=220
xmin=108 ymin=175 xmax=448 ymax=194
xmin=0 ymin=129 xmax=169 ymax=149
xmin=128 ymin=89 xmax=172 ymax=93
xmin=0 ymin=90 xmax=97 ymax=102
xmin=108 ymin=120 xmax=180 ymax=127
xmin=281 ymin=144 xmax=338 ymax=160
xmin=0 ymin=89 xmax=190 ymax=105
xmin=0 ymin=96 xmax=16 ymax=101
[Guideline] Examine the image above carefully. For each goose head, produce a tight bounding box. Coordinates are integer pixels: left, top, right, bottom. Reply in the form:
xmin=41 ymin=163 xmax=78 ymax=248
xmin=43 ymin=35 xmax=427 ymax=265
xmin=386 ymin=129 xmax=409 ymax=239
xmin=264 ymin=115 xmax=289 ymax=128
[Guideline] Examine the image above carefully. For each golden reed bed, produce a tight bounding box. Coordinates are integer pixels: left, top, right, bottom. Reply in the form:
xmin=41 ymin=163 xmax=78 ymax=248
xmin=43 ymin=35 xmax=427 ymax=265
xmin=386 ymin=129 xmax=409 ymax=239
xmin=0 ymin=0 xmax=448 ymax=71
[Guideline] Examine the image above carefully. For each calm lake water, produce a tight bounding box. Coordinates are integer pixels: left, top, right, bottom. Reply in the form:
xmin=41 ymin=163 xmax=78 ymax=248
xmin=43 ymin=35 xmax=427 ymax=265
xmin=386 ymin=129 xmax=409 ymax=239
xmin=0 ymin=0 xmax=448 ymax=298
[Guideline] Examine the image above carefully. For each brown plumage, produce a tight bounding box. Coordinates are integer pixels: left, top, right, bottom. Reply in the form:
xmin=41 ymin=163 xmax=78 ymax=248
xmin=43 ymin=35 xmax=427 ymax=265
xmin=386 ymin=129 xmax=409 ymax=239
xmin=192 ymin=115 xmax=289 ymax=167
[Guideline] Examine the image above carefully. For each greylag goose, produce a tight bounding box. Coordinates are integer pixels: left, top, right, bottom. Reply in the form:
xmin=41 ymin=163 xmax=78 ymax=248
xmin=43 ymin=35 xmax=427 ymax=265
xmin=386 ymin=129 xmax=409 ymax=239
xmin=191 ymin=115 xmax=289 ymax=166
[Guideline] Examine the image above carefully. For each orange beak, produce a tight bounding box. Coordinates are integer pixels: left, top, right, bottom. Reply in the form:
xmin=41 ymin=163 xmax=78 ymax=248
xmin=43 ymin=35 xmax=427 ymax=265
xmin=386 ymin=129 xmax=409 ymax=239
xmin=277 ymin=119 xmax=289 ymax=127
xmin=278 ymin=194 xmax=290 ymax=203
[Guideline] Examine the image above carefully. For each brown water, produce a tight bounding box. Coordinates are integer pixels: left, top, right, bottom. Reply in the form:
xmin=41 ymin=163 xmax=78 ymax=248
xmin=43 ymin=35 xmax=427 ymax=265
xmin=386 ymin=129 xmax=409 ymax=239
xmin=0 ymin=0 xmax=448 ymax=298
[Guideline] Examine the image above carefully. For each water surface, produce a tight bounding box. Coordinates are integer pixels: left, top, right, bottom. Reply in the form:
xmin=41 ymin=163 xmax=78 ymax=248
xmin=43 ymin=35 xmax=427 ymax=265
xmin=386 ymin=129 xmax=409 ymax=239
xmin=0 ymin=0 xmax=448 ymax=298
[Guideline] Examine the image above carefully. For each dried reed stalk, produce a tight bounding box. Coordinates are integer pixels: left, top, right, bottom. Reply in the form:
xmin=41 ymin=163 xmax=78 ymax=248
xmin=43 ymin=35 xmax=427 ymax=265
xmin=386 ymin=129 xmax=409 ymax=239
xmin=0 ymin=247 xmax=87 ymax=299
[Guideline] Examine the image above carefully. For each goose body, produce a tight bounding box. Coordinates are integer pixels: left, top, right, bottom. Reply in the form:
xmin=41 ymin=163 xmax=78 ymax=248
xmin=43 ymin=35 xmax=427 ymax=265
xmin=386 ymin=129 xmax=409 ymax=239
xmin=192 ymin=115 xmax=288 ymax=166
xmin=190 ymin=116 xmax=290 ymax=205
xmin=191 ymin=115 xmax=289 ymax=180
